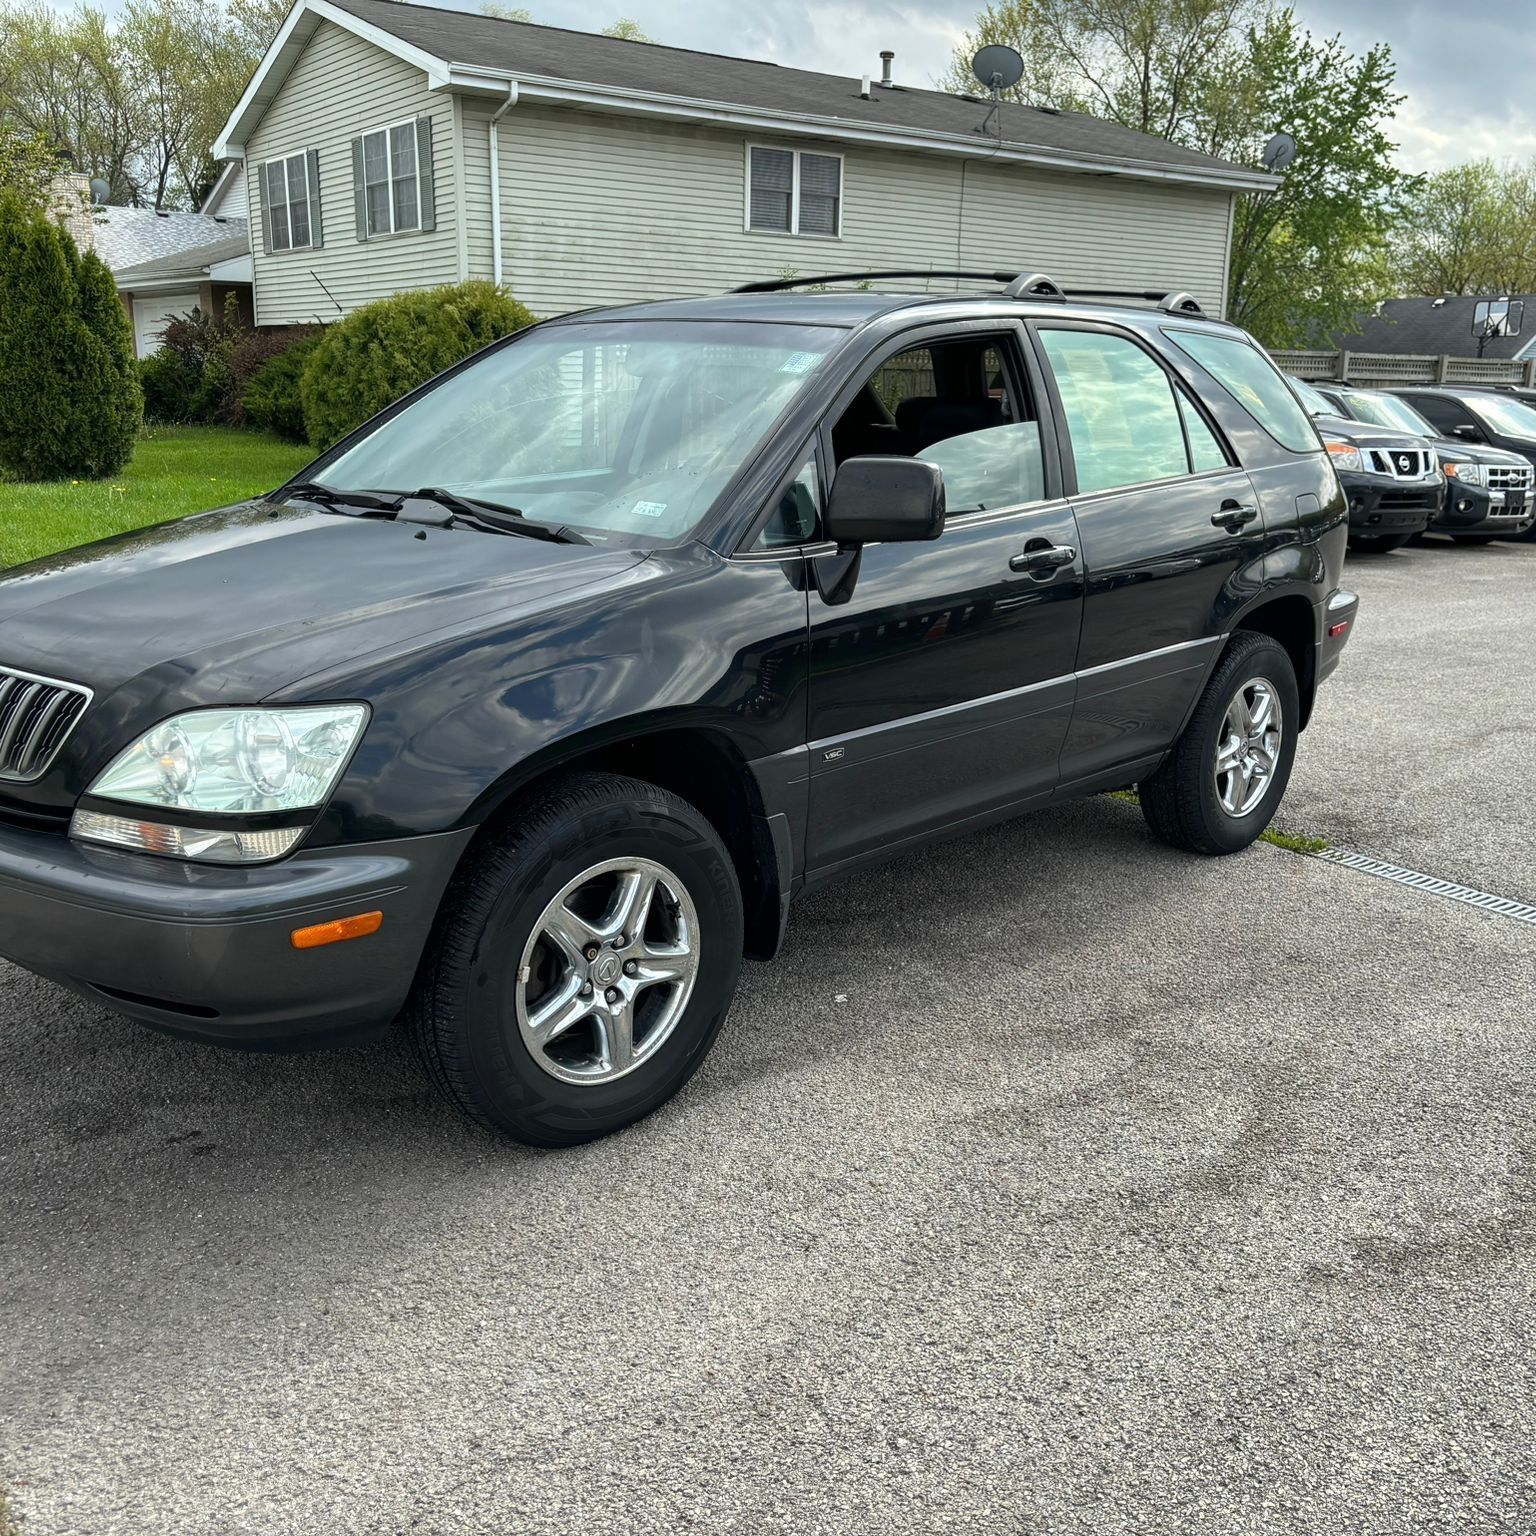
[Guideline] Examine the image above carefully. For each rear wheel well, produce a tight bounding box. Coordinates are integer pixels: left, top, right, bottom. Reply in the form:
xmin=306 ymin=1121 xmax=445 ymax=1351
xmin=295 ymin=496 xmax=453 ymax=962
xmin=468 ymin=730 xmax=781 ymax=960
xmin=1233 ymin=595 xmax=1317 ymax=727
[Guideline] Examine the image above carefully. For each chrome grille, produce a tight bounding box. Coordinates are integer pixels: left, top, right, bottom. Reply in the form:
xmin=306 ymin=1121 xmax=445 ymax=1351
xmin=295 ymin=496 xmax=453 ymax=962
xmin=0 ymin=667 xmax=92 ymax=781
xmin=1488 ymin=464 xmax=1534 ymax=492
xmin=1368 ymin=446 xmax=1434 ymax=479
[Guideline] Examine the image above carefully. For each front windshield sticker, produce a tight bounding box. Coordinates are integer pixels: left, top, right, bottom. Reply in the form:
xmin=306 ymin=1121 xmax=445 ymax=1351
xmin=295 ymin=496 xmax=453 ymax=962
xmin=780 ymin=352 xmax=821 ymax=375
xmin=630 ymin=501 xmax=667 ymax=518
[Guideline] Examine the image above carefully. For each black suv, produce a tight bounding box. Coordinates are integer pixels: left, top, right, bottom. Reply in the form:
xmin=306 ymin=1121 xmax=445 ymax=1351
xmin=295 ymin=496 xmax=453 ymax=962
xmin=1286 ymin=376 xmax=1443 ymax=552
xmin=0 ymin=274 xmax=1357 ymax=1144
xmin=1312 ymin=383 xmax=1534 ymax=542
xmin=1390 ymin=385 xmax=1536 ymax=542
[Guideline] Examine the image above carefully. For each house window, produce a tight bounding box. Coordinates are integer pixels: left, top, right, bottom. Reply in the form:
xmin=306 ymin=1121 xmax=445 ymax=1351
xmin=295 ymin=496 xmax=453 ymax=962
xmin=264 ymin=152 xmax=315 ymax=252
xmin=747 ymin=147 xmax=843 ymax=237
xmin=362 ymin=121 xmax=421 ymax=236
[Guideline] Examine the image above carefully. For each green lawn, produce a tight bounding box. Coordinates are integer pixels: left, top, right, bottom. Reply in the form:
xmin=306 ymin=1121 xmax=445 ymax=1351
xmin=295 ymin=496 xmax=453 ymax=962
xmin=0 ymin=426 xmax=314 ymax=569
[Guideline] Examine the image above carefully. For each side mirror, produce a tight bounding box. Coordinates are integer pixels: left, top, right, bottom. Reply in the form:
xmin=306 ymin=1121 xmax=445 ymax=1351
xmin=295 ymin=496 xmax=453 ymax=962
xmin=1453 ymin=424 xmax=1483 ymax=441
xmin=824 ymin=457 xmax=945 ymax=546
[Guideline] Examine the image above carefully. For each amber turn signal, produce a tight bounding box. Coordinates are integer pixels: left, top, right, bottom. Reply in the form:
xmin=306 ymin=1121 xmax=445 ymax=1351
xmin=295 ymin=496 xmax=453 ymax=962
xmin=291 ymin=911 xmax=384 ymax=949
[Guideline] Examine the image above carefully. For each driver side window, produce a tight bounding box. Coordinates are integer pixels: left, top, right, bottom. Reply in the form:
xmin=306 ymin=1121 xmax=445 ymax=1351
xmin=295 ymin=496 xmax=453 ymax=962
xmin=754 ymin=333 xmax=1046 ymax=550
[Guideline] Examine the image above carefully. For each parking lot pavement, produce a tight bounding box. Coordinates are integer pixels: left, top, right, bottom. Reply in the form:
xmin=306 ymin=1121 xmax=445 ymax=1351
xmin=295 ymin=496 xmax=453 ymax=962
xmin=1284 ymin=536 xmax=1536 ymax=901
xmin=4 ymin=748 xmax=1536 ymax=1534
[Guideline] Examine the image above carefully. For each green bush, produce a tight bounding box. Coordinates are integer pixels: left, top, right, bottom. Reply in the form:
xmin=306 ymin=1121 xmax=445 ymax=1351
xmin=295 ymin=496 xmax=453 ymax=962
xmin=225 ymin=325 xmax=320 ymax=429
xmin=139 ymin=347 xmax=200 ymax=424
xmin=300 ymin=281 xmax=536 ymax=451
xmin=243 ymin=333 xmax=322 ymax=443
xmin=0 ymin=189 xmax=140 ymax=480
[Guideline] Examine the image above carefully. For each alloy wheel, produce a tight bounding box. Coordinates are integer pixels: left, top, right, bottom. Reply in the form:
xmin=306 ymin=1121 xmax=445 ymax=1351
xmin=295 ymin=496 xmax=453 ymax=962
xmin=515 ymin=857 xmax=700 ymax=1084
xmin=1213 ymin=676 xmax=1283 ymax=819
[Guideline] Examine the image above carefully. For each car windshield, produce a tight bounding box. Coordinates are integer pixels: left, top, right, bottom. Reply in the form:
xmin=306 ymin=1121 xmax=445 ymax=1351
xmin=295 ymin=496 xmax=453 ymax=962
xmin=1459 ymin=392 xmax=1536 ymax=441
xmin=1343 ymin=391 xmax=1435 ymax=436
xmin=1288 ymin=376 xmax=1334 ymax=417
xmin=320 ymin=320 xmax=844 ymax=544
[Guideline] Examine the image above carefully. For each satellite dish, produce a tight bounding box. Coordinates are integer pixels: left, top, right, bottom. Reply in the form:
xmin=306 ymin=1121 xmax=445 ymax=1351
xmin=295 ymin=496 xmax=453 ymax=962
xmin=89 ymin=177 xmax=110 ymax=205
xmin=1261 ymin=132 xmax=1297 ymax=173
xmin=972 ymin=44 xmax=1024 ymax=93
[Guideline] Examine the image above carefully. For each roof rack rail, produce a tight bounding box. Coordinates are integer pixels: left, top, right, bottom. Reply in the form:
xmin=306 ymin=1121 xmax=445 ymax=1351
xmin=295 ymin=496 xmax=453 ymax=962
xmin=732 ymin=270 xmax=1028 ymax=294
xmin=1003 ymin=272 xmax=1065 ymax=299
xmin=729 ymin=271 xmax=1208 ymax=318
xmin=1055 ymin=286 xmax=1207 ymax=317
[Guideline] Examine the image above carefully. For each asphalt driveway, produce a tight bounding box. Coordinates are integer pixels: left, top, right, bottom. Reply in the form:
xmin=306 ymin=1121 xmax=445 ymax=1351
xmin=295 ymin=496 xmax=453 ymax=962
xmin=3 ymin=541 xmax=1534 ymax=1536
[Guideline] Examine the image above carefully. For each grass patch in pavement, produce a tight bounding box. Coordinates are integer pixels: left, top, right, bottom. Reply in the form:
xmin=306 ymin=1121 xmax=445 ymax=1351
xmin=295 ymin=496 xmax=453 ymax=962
xmin=0 ymin=1485 xmax=22 ymax=1535
xmin=0 ymin=426 xmax=312 ymax=568
xmin=1105 ymin=789 xmax=1330 ymax=854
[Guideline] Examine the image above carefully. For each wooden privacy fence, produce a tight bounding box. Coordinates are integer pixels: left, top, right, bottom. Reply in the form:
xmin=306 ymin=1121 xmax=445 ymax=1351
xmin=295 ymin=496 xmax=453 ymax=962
xmin=1271 ymin=349 xmax=1536 ymax=389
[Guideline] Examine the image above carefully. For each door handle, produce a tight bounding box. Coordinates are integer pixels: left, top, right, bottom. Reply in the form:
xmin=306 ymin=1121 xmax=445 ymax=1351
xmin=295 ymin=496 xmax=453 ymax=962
xmin=1212 ymin=500 xmax=1259 ymax=532
xmin=1009 ymin=542 xmax=1077 ymax=574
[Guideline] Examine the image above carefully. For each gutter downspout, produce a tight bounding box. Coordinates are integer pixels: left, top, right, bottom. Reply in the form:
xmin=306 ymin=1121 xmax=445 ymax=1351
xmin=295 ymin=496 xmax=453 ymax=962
xmin=489 ymin=81 xmax=518 ymax=286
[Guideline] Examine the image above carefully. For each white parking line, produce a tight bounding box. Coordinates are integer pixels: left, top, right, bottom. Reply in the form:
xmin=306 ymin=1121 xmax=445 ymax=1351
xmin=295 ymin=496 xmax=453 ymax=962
xmin=1315 ymin=848 xmax=1536 ymax=926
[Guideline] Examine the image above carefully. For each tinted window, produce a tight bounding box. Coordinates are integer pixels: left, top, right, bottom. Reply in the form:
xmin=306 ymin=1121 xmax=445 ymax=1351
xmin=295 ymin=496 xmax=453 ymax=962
xmin=1180 ymin=394 xmax=1230 ymax=472
xmin=1039 ymin=329 xmax=1188 ymax=493
xmin=754 ymin=451 xmax=820 ymax=550
xmin=1457 ymin=392 xmax=1536 ymax=440
xmin=1167 ymin=330 xmax=1318 ymax=452
xmin=1404 ymin=394 xmax=1475 ymax=435
xmin=829 ymin=333 xmax=1046 ymax=516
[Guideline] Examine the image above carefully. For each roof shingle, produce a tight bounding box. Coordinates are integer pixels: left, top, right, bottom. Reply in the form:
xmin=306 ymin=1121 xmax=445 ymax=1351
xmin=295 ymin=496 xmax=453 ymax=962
xmin=324 ymin=0 xmax=1261 ymax=183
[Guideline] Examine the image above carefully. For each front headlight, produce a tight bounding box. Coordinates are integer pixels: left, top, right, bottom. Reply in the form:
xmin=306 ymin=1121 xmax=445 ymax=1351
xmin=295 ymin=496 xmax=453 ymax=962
xmin=72 ymin=704 xmax=368 ymax=863
xmin=1444 ymin=461 xmax=1485 ymax=486
xmin=1325 ymin=440 xmax=1365 ymax=473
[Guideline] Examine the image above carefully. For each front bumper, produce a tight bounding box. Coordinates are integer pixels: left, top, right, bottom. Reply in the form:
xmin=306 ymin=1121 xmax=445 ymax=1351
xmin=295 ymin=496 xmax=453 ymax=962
xmin=0 ymin=822 xmax=473 ymax=1048
xmin=1429 ymin=480 xmax=1533 ymax=537
xmin=1341 ymin=473 xmax=1439 ymax=536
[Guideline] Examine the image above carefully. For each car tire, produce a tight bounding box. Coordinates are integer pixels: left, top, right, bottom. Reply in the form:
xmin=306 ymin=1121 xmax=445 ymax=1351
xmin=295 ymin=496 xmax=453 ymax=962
xmin=407 ymin=772 xmax=743 ymax=1145
xmin=1348 ymin=533 xmax=1411 ymax=554
xmin=1139 ymin=631 xmax=1300 ymax=856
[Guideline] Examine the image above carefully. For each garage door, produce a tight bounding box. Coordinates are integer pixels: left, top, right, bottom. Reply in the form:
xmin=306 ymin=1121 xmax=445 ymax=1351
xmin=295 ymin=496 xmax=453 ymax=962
xmin=132 ymin=293 xmax=199 ymax=359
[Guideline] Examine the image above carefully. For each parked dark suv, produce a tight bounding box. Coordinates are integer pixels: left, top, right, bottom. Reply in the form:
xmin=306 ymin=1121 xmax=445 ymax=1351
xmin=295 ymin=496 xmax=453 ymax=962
xmin=0 ymin=273 xmax=1357 ymax=1144
xmin=1312 ymin=383 xmax=1534 ymax=542
xmin=1286 ymin=376 xmax=1443 ymax=552
xmin=1391 ymin=385 xmax=1536 ymax=542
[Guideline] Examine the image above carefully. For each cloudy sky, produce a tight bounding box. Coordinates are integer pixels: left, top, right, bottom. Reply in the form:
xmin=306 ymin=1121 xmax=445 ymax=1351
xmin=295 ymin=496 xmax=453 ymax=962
xmin=496 ymin=0 xmax=1536 ymax=172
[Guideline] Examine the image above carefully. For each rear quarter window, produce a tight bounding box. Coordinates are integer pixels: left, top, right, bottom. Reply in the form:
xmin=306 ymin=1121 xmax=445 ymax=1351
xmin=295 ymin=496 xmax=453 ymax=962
xmin=1165 ymin=330 xmax=1319 ymax=454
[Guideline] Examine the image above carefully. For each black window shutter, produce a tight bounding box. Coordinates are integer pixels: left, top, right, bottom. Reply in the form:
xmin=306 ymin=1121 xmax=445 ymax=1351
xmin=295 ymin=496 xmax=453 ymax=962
xmin=416 ymin=116 xmax=435 ymax=232
xmin=307 ymin=148 xmax=324 ymax=250
xmin=351 ymin=137 xmax=368 ymax=241
xmin=253 ymin=161 xmax=270 ymax=252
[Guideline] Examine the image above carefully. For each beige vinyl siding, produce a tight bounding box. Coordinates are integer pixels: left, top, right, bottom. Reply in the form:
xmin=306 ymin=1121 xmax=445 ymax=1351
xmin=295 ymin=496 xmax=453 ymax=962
xmin=244 ymin=21 xmax=458 ymax=325
xmin=482 ymin=104 xmax=1234 ymax=317
xmin=461 ymin=100 xmax=496 ymax=282
xmin=205 ymin=170 xmax=248 ymax=222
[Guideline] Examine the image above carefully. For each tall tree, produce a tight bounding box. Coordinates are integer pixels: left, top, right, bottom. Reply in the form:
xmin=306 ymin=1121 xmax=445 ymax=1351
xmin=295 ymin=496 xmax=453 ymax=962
xmin=940 ymin=0 xmax=1262 ymax=143
xmin=1393 ymin=159 xmax=1536 ymax=297
xmin=942 ymin=1 xmax=1408 ymax=348
xmin=1223 ymin=13 xmax=1409 ymax=344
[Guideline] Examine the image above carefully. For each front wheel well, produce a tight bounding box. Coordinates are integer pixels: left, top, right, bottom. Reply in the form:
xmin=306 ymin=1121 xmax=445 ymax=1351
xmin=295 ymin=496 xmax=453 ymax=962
xmin=465 ymin=728 xmax=783 ymax=961
xmin=1233 ymin=595 xmax=1317 ymax=727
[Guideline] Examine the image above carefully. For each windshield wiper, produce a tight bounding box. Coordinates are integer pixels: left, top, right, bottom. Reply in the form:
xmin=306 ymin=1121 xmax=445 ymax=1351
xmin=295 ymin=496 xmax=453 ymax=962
xmin=280 ymin=481 xmax=403 ymax=513
xmin=401 ymin=487 xmax=590 ymax=545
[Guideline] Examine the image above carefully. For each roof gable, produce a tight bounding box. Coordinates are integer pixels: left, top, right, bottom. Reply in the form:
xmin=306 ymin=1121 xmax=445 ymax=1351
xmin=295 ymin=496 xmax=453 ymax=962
xmin=217 ymin=0 xmax=1271 ymax=192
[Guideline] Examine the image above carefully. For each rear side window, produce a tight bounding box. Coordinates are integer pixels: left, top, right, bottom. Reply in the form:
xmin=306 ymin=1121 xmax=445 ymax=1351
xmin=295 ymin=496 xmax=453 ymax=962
xmin=1165 ymin=330 xmax=1317 ymax=452
xmin=1038 ymin=329 xmax=1189 ymax=493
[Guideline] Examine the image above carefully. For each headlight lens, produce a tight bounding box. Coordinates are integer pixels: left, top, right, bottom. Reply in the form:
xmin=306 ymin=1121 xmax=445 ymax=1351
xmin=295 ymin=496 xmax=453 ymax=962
xmin=1445 ymin=461 xmax=1485 ymax=485
xmin=85 ymin=704 xmax=368 ymax=815
xmin=1325 ymin=440 xmax=1365 ymax=473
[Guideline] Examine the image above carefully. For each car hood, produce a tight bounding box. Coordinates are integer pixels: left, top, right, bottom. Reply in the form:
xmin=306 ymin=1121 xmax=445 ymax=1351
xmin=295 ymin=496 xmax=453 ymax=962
xmin=1437 ymin=439 xmax=1531 ymax=466
xmin=1311 ymin=412 xmax=1424 ymax=452
xmin=0 ymin=501 xmax=644 ymax=748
